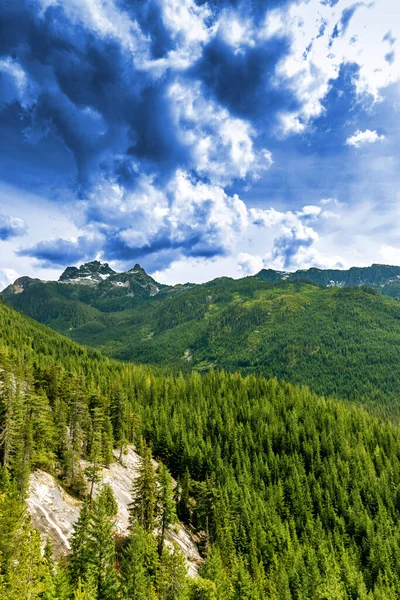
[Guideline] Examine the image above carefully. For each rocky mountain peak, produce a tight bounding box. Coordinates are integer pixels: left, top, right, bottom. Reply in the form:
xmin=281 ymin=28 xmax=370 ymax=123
xmin=2 ymin=276 xmax=42 ymax=298
xmin=59 ymin=261 xmax=116 ymax=284
xmin=127 ymin=263 xmax=145 ymax=274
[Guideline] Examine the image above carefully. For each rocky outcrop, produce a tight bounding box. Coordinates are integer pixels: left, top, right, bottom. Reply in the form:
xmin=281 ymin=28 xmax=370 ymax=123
xmin=27 ymin=447 xmax=202 ymax=577
xmin=2 ymin=276 xmax=42 ymax=297
xmin=59 ymin=261 xmax=116 ymax=284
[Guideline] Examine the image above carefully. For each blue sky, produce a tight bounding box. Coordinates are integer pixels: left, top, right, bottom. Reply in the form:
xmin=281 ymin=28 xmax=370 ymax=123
xmin=0 ymin=0 xmax=400 ymax=288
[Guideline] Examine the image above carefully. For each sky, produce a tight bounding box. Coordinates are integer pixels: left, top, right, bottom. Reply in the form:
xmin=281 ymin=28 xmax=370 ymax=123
xmin=0 ymin=0 xmax=400 ymax=289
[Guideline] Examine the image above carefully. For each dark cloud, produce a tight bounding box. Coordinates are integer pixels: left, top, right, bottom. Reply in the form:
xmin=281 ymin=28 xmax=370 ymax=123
xmin=2 ymin=0 xmax=391 ymax=275
xmin=17 ymin=235 xmax=100 ymax=267
xmin=0 ymin=0 xmax=186 ymax=195
xmin=117 ymin=0 xmax=175 ymax=59
xmin=191 ymin=34 xmax=298 ymax=124
xmin=0 ymin=212 xmax=27 ymax=240
xmin=195 ymin=0 xmax=296 ymax=14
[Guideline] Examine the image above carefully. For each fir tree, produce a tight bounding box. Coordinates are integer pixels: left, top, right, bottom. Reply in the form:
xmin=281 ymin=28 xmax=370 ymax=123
xmin=87 ymin=486 xmax=119 ymax=600
xmin=120 ymin=520 xmax=158 ymax=600
xmin=157 ymin=463 xmax=177 ymax=557
xmin=68 ymin=498 xmax=92 ymax=585
xmin=5 ymin=523 xmax=49 ymax=600
xmin=157 ymin=544 xmax=188 ymax=600
xmin=129 ymin=442 xmax=157 ymax=533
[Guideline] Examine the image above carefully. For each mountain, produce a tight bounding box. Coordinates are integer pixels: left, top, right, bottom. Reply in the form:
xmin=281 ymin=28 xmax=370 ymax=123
xmin=59 ymin=259 xmax=117 ymax=283
xmin=4 ymin=296 xmax=400 ymax=596
xmin=4 ymin=262 xmax=400 ymax=410
xmin=256 ymin=263 xmax=400 ymax=293
xmin=1 ymin=260 xmax=174 ymax=332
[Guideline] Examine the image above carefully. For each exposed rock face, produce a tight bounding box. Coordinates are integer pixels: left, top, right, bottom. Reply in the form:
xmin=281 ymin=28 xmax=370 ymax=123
xmin=2 ymin=276 xmax=42 ymax=297
xmin=104 ymin=265 xmax=165 ymax=297
xmin=59 ymin=261 xmax=116 ymax=284
xmin=27 ymin=447 xmax=202 ymax=577
xmin=57 ymin=261 xmax=166 ymax=297
xmin=27 ymin=470 xmax=80 ymax=556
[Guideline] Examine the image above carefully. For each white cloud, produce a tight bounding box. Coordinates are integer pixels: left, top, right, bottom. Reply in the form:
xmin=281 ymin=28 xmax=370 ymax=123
xmin=380 ymin=244 xmax=400 ymax=265
xmin=0 ymin=57 xmax=38 ymax=108
xmin=248 ymin=203 xmax=347 ymax=270
xmin=346 ymin=129 xmax=386 ymax=148
xmin=169 ymin=80 xmax=272 ymax=185
xmin=266 ymin=0 xmax=400 ymax=134
xmin=320 ymin=198 xmax=345 ymax=207
xmin=0 ymin=268 xmax=19 ymax=291
xmin=36 ymin=0 xmax=149 ymax=57
xmin=217 ymin=9 xmax=257 ymax=51
xmin=300 ymin=205 xmax=322 ymax=218
xmin=36 ymin=0 xmax=216 ymax=78
xmin=159 ymin=0 xmax=212 ymax=46
xmin=237 ymin=252 xmax=264 ymax=275
xmin=83 ymin=168 xmax=249 ymax=264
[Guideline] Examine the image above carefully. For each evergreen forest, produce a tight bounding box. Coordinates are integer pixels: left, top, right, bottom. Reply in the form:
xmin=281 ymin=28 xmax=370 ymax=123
xmin=6 ymin=276 xmax=400 ymax=415
xmin=4 ymin=294 xmax=400 ymax=598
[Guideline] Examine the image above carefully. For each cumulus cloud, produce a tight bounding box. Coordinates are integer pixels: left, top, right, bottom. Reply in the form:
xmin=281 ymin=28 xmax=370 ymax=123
xmin=0 ymin=268 xmax=19 ymax=291
xmin=18 ymin=235 xmax=101 ymax=268
xmin=237 ymin=252 xmax=264 ymax=275
xmin=249 ymin=203 xmax=345 ymax=270
xmin=1 ymin=0 xmax=398 ymax=278
xmin=346 ymin=129 xmax=386 ymax=148
xmin=169 ymin=80 xmax=272 ymax=185
xmin=19 ymin=170 xmax=249 ymax=268
xmin=0 ymin=213 xmax=28 ymax=240
xmin=267 ymin=0 xmax=400 ymax=133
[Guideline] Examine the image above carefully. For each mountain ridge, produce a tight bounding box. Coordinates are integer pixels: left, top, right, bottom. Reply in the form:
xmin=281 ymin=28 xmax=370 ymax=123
xmin=5 ymin=261 xmax=400 ymax=296
xmin=4 ymin=263 xmax=400 ymax=410
xmin=256 ymin=263 xmax=400 ymax=291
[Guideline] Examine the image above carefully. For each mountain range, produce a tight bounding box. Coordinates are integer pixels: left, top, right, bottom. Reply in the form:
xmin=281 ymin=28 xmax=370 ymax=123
xmin=3 ymin=261 xmax=400 ymax=410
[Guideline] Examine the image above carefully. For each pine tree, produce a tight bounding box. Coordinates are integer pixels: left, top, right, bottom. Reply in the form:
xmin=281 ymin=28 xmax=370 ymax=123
xmin=201 ymin=547 xmax=232 ymax=600
xmin=85 ymin=407 xmax=104 ymax=502
xmin=187 ymin=577 xmax=217 ymax=600
xmin=157 ymin=463 xmax=177 ymax=557
xmin=230 ymin=556 xmax=257 ymax=600
xmin=5 ymin=523 xmax=49 ymax=600
xmin=120 ymin=520 xmax=158 ymax=600
xmin=157 ymin=543 xmax=188 ymax=600
xmin=101 ymin=483 xmax=118 ymax=518
xmin=68 ymin=498 xmax=92 ymax=585
xmin=87 ymin=486 xmax=119 ymax=600
xmin=110 ymin=386 xmax=129 ymax=462
xmin=129 ymin=442 xmax=157 ymax=533
xmin=0 ymin=471 xmax=25 ymax=577
xmin=67 ymin=376 xmax=87 ymax=491
xmin=177 ymin=468 xmax=191 ymax=524
xmin=40 ymin=539 xmax=58 ymax=600
xmin=73 ymin=577 xmax=96 ymax=600
xmin=0 ymin=373 xmax=21 ymax=469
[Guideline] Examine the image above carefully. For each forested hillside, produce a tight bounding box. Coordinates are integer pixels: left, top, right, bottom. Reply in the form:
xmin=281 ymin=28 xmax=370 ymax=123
xmin=5 ymin=272 xmax=400 ymax=412
xmin=4 ymin=298 xmax=400 ymax=597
